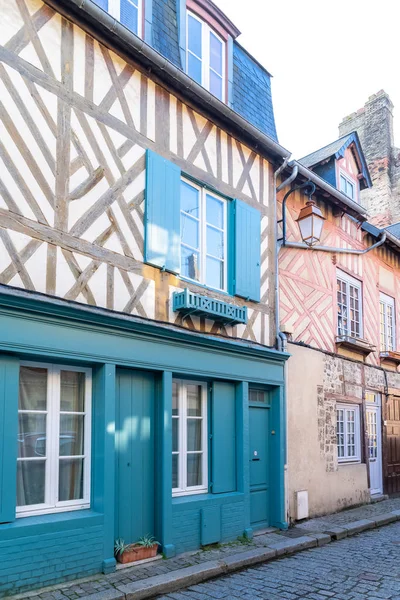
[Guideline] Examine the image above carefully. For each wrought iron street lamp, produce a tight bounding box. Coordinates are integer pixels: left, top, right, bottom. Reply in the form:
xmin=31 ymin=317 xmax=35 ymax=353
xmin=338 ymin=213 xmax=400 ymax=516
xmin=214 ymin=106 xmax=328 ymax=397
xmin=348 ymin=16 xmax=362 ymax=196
xmin=296 ymin=200 xmax=325 ymax=246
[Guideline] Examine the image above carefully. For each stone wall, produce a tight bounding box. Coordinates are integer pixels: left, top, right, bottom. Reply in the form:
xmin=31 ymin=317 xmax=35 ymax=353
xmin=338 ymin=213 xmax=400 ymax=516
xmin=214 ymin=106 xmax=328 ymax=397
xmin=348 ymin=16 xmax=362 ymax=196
xmin=339 ymin=90 xmax=400 ymax=227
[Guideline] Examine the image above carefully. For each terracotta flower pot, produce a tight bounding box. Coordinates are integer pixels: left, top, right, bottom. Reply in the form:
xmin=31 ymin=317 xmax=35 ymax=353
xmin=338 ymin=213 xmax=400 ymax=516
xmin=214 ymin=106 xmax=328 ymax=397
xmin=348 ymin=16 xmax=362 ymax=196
xmin=116 ymin=543 xmax=158 ymax=564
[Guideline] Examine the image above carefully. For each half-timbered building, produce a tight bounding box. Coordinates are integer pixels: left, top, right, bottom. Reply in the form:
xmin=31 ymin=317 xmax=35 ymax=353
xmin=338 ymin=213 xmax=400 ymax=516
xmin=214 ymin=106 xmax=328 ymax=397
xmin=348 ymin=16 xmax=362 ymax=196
xmin=0 ymin=0 xmax=290 ymax=594
xmin=278 ymin=134 xmax=400 ymax=522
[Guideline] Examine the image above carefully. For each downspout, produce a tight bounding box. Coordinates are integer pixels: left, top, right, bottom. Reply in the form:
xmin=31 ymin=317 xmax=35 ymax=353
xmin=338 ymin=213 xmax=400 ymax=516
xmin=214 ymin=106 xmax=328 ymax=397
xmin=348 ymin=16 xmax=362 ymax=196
xmin=273 ymin=159 xmax=297 ymax=529
xmin=274 ymin=162 xmax=298 ymax=352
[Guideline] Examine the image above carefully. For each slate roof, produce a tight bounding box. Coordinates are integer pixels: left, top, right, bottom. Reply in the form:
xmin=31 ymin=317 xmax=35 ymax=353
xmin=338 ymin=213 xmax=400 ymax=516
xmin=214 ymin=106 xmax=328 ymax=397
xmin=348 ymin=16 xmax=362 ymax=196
xmin=232 ymin=43 xmax=277 ymax=141
xmin=300 ymin=135 xmax=352 ymax=168
xmin=152 ymin=0 xmax=181 ymax=68
xmin=299 ymin=132 xmax=372 ymax=189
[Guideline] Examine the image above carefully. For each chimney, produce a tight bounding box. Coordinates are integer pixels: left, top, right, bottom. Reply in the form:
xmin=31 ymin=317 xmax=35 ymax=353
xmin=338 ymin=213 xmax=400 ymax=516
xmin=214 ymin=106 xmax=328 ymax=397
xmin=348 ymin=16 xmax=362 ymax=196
xmin=339 ymin=91 xmax=399 ymax=227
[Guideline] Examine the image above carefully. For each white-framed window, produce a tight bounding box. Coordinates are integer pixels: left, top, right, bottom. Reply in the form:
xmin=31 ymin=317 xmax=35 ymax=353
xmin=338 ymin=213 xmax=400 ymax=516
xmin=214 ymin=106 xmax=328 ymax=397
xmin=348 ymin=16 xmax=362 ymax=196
xmin=95 ymin=0 xmax=142 ymax=37
xmin=180 ymin=179 xmax=227 ymax=292
xmin=380 ymin=292 xmax=395 ymax=352
xmin=339 ymin=172 xmax=356 ymax=201
xmin=186 ymin=11 xmax=226 ymax=101
xmin=337 ymin=270 xmax=363 ymax=338
xmin=336 ymin=404 xmax=361 ymax=463
xmin=17 ymin=362 xmax=92 ymax=517
xmin=172 ymin=379 xmax=208 ymax=496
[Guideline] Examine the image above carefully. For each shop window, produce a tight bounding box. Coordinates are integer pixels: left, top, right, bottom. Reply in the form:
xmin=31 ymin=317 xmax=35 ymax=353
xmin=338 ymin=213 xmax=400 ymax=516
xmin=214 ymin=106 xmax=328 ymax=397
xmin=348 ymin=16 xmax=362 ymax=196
xmin=172 ymin=379 xmax=208 ymax=496
xmin=336 ymin=404 xmax=361 ymax=463
xmin=17 ymin=363 xmax=92 ymax=517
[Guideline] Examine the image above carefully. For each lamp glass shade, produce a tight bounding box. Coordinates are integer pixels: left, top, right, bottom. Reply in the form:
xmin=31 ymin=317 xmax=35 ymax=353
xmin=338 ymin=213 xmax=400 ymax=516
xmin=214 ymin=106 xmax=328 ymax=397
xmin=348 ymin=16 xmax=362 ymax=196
xmin=296 ymin=201 xmax=325 ymax=247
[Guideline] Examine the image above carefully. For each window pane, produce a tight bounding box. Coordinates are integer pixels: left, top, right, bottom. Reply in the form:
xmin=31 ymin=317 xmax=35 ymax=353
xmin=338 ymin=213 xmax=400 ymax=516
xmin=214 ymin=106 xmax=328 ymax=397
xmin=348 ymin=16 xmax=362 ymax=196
xmin=181 ymin=181 xmax=199 ymax=218
xmin=340 ymin=175 xmax=346 ymax=193
xmin=61 ymin=371 xmax=85 ymax=412
xmin=17 ymin=460 xmax=46 ymax=506
xmin=187 ymin=419 xmax=202 ymax=451
xmin=207 ymin=226 xmax=224 ymax=259
xmin=210 ymin=32 xmax=222 ymax=74
xmin=181 ymin=246 xmax=200 ymax=281
xmin=18 ymin=413 xmax=47 ymax=457
xmin=172 ymin=418 xmax=179 ymax=452
xmin=188 ymin=53 xmax=202 ymax=84
xmin=172 ymin=454 xmax=179 ymax=489
xmin=59 ymin=458 xmax=84 ymax=501
xmin=120 ymin=0 xmax=138 ymax=35
xmin=19 ymin=367 xmax=47 ymax=411
xmin=188 ymin=14 xmax=202 ymax=57
xmin=172 ymin=382 xmax=179 ymax=416
xmin=209 ymin=70 xmax=223 ymax=100
xmin=187 ymin=385 xmax=202 ymax=416
xmin=59 ymin=415 xmax=84 ymax=456
xmin=206 ymin=256 xmax=224 ymax=289
xmin=206 ymin=195 xmax=224 ymax=229
xmin=187 ymin=454 xmax=202 ymax=487
xmin=181 ymin=214 xmax=199 ymax=249
xmin=93 ymin=0 xmax=108 ymax=9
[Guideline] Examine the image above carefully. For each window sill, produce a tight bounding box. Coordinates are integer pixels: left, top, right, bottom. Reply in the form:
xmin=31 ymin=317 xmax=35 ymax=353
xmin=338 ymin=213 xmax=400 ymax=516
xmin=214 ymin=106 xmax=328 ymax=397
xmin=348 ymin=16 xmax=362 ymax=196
xmin=172 ymin=491 xmax=244 ymax=510
xmin=338 ymin=459 xmax=362 ymax=466
xmin=380 ymin=350 xmax=400 ymax=366
xmin=335 ymin=335 xmax=376 ymax=356
xmin=0 ymin=509 xmax=103 ymax=539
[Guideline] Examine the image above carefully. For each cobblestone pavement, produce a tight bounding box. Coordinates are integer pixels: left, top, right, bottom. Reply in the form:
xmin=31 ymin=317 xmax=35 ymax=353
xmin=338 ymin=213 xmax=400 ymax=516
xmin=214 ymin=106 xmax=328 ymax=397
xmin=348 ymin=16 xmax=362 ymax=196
xmin=295 ymin=498 xmax=400 ymax=533
xmin=157 ymin=522 xmax=400 ymax=600
xmin=17 ymin=498 xmax=400 ymax=600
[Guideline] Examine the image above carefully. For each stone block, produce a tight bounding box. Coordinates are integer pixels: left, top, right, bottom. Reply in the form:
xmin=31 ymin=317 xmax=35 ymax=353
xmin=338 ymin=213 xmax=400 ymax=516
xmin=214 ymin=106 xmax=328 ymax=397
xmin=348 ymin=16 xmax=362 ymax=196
xmin=309 ymin=533 xmax=332 ymax=546
xmin=343 ymin=519 xmax=375 ymax=535
xmin=222 ymin=548 xmax=277 ymax=572
xmin=373 ymin=513 xmax=397 ymax=527
xmin=266 ymin=536 xmax=317 ymax=557
xmin=323 ymin=527 xmax=347 ymax=540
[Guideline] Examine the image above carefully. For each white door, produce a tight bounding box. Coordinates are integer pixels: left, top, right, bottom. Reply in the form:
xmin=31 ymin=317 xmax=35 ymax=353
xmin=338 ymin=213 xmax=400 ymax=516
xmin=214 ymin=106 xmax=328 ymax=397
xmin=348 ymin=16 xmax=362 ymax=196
xmin=366 ymin=393 xmax=382 ymax=495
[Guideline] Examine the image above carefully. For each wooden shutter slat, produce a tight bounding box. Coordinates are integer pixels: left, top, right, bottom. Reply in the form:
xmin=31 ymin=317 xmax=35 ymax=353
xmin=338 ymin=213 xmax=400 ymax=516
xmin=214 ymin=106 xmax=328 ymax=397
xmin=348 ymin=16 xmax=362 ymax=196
xmin=145 ymin=150 xmax=181 ymax=274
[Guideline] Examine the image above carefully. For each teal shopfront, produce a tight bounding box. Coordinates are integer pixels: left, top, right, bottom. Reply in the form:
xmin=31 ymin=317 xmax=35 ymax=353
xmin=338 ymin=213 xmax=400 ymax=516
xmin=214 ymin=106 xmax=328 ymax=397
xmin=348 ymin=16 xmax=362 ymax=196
xmin=0 ymin=289 xmax=288 ymax=596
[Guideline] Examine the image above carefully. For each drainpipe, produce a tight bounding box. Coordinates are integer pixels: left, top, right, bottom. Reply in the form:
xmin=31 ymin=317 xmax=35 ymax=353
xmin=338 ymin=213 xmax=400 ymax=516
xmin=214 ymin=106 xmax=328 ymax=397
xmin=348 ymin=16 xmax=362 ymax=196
xmin=274 ymin=162 xmax=298 ymax=352
xmin=273 ymin=159 xmax=298 ymax=528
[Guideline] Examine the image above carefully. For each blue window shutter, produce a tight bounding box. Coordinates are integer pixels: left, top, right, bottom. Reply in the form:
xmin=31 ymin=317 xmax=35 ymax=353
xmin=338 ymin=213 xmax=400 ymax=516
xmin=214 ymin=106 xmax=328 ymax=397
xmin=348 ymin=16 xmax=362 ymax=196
xmin=0 ymin=356 xmax=19 ymax=523
xmin=211 ymin=382 xmax=236 ymax=494
xmin=234 ymin=199 xmax=261 ymax=302
xmin=145 ymin=150 xmax=181 ymax=273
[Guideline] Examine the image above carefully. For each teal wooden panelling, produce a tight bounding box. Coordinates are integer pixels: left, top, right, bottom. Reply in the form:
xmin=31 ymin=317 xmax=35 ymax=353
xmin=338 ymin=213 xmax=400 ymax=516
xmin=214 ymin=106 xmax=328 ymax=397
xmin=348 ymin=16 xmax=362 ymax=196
xmin=145 ymin=150 xmax=181 ymax=273
xmin=92 ymin=364 xmax=116 ymax=573
xmin=0 ymin=355 xmax=19 ymax=524
xmin=269 ymin=385 xmax=287 ymax=529
xmin=234 ymin=199 xmax=261 ymax=302
xmin=249 ymin=405 xmax=269 ymax=527
xmin=201 ymin=506 xmax=221 ymax=545
xmin=212 ymin=382 xmax=236 ymax=494
xmin=115 ymin=369 xmax=155 ymax=544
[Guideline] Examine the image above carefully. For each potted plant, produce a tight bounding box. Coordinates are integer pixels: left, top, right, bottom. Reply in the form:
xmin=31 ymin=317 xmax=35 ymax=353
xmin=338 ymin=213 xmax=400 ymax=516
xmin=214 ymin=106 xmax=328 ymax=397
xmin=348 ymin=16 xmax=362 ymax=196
xmin=114 ymin=535 xmax=159 ymax=564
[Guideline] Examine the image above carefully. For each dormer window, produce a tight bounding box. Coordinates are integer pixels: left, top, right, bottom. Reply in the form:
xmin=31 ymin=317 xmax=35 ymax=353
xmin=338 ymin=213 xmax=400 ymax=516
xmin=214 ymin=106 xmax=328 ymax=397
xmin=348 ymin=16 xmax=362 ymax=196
xmin=94 ymin=0 xmax=143 ymax=37
xmin=339 ymin=172 xmax=356 ymax=201
xmin=186 ymin=11 xmax=225 ymax=101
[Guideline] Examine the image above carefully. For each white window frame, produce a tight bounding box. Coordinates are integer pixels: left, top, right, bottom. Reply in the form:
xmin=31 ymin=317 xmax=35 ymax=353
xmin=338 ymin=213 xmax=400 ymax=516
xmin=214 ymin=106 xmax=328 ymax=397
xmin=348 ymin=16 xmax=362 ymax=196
xmin=172 ymin=379 xmax=208 ymax=497
xmin=337 ymin=269 xmax=363 ymax=338
xmin=186 ymin=10 xmax=226 ymax=101
xmin=336 ymin=403 xmax=361 ymax=464
xmin=106 ymin=0 xmax=143 ymax=37
xmin=180 ymin=178 xmax=228 ymax=292
xmin=380 ymin=292 xmax=396 ymax=352
xmin=339 ymin=171 xmax=356 ymax=201
xmin=17 ymin=362 xmax=92 ymax=518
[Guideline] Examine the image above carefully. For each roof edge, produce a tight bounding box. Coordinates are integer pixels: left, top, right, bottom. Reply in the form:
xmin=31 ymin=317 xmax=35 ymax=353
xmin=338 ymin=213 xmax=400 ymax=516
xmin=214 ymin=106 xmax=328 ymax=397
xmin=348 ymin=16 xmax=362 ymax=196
xmin=290 ymin=160 xmax=369 ymax=220
xmin=43 ymin=0 xmax=290 ymax=162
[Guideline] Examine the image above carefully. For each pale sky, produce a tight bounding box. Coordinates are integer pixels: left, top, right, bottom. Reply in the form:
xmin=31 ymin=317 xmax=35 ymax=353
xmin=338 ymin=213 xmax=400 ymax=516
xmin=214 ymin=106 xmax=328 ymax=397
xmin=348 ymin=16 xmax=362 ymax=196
xmin=214 ymin=0 xmax=400 ymax=159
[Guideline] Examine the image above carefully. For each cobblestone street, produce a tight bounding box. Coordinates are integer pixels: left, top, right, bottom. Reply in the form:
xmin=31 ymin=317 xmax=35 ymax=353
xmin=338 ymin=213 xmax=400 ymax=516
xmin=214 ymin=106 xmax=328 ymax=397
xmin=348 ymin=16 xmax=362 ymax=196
xmin=157 ymin=522 xmax=400 ymax=600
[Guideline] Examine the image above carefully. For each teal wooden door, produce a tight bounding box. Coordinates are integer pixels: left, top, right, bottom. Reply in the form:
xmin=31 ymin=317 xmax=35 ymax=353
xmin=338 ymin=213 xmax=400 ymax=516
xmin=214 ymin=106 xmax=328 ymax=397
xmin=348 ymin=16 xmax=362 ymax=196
xmin=249 ymin=399 xmax=270 ymax=528
xmin=115 ymin=369 xmax=155 ymax=544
